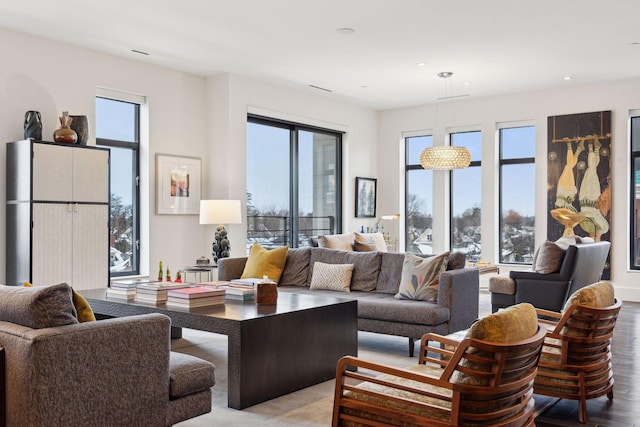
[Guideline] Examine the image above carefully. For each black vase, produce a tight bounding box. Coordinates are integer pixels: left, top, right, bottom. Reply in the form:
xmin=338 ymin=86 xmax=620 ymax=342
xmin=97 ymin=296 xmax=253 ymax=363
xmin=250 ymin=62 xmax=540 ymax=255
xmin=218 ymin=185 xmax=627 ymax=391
xmin=70 ymin=115 xmax=90 ymax=145
xmin=24 ymin=110 xmax=42 ymax=141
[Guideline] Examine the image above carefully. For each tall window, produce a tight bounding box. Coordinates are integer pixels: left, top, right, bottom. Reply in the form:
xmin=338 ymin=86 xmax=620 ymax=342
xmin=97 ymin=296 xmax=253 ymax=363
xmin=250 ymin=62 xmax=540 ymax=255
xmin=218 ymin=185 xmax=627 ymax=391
xmin=450 ymin=131 xmax=482 ymax=261
xmin=246 ymin=115 xmax=342 ymax=251
xmin=405 ymin=135 xmax=434 ymax=254
xmin=630 ymin=116 xmax=640 ymax=269
xmin=499 ymin=125 xmax=536 ymax=264
xmin=96 ymin=96 xmax=141 ymax=276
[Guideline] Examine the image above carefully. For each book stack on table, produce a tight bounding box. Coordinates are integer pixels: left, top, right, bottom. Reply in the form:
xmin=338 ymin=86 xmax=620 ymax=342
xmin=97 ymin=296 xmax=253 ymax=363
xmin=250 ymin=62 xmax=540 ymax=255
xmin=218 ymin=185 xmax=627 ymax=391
xmin=200 ymin=280 xmax=257 ymax=302
xmin=136 ymin=282 xmax=191 ymax=304
xmin=107 ymin=279 xmax=151 ymax=301
xmin=166 ymin=286 xmax=226 ymax=308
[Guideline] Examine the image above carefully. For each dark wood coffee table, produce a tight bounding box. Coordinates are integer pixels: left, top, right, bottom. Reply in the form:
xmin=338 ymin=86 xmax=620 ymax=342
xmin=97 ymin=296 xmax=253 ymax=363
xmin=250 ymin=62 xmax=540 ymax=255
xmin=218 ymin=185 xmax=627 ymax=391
xmin=81 ymin=289 xmax=357 ymax=409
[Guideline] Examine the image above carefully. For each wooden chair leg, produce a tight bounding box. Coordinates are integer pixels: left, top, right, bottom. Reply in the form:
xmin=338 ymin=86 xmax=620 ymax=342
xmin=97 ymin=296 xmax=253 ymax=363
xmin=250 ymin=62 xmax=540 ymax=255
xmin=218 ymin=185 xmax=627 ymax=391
xmin=607 ymin=389 xmax=614 ymax=400
xmin=409 ymin=337 xmax=415 ymax=357
xmin=579 ymin=397 xmax=587 ymax=424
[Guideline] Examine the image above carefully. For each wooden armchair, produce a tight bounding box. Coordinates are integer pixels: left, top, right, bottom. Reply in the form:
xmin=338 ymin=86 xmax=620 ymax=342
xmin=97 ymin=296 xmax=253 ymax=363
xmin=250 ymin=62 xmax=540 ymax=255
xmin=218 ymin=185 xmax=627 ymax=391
xmin=534 ymin=281 xmax=621 ymax=424
xmin=332 ymin=303 xmax=546 ymax=427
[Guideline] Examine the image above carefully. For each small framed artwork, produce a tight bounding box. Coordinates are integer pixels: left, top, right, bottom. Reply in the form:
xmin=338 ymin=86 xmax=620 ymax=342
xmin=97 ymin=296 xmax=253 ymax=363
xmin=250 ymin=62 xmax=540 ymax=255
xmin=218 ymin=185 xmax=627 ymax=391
xmin=156 ymin=153 xmax=201 ymax=215
xmin=355 ymin=177 xmax=377 ymax=218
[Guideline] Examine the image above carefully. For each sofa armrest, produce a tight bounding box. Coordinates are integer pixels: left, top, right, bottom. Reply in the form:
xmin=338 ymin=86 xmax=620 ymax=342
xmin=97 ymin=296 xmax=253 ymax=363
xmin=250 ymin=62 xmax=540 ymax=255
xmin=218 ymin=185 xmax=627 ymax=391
xmin=438 ymin=268 xmax=479 ymax=334
xmin=509 ymin=270 xmax=565 ymax=281
xmin=217 ymin=256 xmax=248 ymax=281
xmin=1 ymin=313 xmax=171 ymax=426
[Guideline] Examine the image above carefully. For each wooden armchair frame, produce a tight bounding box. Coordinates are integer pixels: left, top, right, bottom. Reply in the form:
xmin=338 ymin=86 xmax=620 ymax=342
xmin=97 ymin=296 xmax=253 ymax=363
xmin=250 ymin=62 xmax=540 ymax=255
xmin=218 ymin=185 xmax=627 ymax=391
xmin=332 ymin=327 xmax=546 ymax=427
xmin=534 ymin=299 xmax=621 ymax=423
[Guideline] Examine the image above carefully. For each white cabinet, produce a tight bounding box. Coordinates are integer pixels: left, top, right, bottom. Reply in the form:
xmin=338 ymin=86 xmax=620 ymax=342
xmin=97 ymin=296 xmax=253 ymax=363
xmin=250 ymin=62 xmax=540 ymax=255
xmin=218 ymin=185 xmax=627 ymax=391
xmin=6 ymin=140 xmax=110 ymax=289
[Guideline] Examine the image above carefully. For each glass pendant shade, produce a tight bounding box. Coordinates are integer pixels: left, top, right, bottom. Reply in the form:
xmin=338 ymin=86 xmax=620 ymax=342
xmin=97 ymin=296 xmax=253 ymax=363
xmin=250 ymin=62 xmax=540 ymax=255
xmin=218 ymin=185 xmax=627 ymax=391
xmin=420 ymin=146 xmax=471 ymax=170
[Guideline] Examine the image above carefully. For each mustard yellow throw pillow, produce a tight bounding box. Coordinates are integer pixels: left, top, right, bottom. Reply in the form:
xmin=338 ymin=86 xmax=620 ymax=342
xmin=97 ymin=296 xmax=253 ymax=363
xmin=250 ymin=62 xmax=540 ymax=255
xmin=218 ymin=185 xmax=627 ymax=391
xmin=71 ymin=289 xmax=96 ymax=322
xmin=24 ymin=281 xmax=96 ymax=323
xmin=241 ymin=243 xmax=289 ymax=282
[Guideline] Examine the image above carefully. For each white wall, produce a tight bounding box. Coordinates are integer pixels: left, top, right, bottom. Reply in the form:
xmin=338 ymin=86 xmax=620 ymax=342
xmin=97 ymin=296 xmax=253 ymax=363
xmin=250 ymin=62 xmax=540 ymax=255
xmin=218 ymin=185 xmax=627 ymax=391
xmin=0 ymin=28 xmax=209 ymax=281
xmin=202 ymin=73 xmax=378 ymax=253
xmin=0 ymin=28 xmax=378 ymax=284
xmin=378 ymin=79 xmax=640 ymax=302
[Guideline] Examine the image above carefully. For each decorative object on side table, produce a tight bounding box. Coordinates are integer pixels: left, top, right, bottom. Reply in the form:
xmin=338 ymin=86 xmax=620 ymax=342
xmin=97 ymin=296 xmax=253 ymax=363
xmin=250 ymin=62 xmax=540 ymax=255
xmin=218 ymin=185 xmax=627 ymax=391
xmin=199 ymin=199 xmax=242 ymax=265
xmin=24 ymin=110 xmax=42 ymax=140
xmin=53 ymin=111 xmax=78 ymax=143
xmin=69 ymin=114 xmax=89 ymax=145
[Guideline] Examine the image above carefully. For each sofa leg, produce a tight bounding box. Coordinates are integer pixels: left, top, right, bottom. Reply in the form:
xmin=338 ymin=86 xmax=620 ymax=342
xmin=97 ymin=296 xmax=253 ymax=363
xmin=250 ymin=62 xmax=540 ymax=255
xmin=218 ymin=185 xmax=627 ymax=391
xmin=409 ymin=338 xmax=415 ymax=357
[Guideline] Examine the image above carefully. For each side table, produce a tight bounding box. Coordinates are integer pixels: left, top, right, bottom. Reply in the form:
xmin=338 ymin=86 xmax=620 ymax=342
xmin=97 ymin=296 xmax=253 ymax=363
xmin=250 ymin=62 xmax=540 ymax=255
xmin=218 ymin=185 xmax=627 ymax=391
xmin=183 ymin=265 xmax=217 ymax=283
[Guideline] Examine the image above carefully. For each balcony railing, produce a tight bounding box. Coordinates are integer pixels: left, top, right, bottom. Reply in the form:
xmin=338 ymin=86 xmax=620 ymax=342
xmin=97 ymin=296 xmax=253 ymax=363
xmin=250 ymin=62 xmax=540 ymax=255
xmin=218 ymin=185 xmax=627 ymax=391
xmin=246 ymin=215 xmax=335 ymax=249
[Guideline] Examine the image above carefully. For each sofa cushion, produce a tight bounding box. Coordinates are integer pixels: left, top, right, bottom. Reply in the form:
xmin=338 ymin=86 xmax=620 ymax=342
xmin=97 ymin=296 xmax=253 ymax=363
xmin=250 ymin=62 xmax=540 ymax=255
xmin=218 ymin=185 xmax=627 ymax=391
xmin=24 ymin=281 xmax=95 ymax=322
xmin=564 ymin=280 xmax=614 ymax=310
xmin=533 ymin=241 xmax=567 ymax=274
xmin=375 ymin=252 xmax=411 ymax=294
xmin=278 ymin=247 xmax=311 ymax=287
xmin=241 ymin=243 xmax=289 ymax=282
xmin=395 ymin=252 xmax=449 ymax=302
xmin=0 ymin=282 xmax=79 ymax=329
xmin=446 ymin=252 xmax=466 ymax=271
xmin=354 ymin=232 xmax=387 ymax=252
xmin=169 ymin=351 xmax=216 ymax=399
xmin=317 ymin=232 xmax=355 ymax=251
xmin=71 ymin=288 xmax=96 ymax=322
xmin=309 ymin=247 xmax=382 ymax=292
xmin=309 ymin=262 xmax=354 ymax=292
xmin=488 ymin=274 xmax=516 ymax=295
xmin=561 ymin=280 xmax=615 ymax=337
xmin=357 ymin=294 xmax=449 ymax=326
xmin=452 ymin=303 xmax=538 ymax=385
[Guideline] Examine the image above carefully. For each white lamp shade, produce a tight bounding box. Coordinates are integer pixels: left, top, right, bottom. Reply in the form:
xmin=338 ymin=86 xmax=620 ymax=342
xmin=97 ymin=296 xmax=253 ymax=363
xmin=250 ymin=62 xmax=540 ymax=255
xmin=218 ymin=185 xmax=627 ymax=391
xmin=199 ymin=199 xmax=242 ymax=225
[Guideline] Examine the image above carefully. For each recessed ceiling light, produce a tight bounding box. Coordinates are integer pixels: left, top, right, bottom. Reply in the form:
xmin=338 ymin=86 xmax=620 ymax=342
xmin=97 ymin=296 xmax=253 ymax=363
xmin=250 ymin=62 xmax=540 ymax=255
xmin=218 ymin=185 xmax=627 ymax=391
xmin=463 ymin=81 xmax=471 ymax=85
xmin=336 ymin=28 xmax=355 ymax=35
xmin=416 ymin=62 xmax=427 ymax=67
xmin=564 ymin=76 xmax=573 ymax=81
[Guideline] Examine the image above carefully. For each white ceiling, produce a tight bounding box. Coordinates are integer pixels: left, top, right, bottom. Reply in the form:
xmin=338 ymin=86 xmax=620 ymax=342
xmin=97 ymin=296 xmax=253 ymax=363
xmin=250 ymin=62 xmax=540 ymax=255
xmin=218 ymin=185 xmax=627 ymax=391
xmin=2 ymin=0 xmax=640 ymax=111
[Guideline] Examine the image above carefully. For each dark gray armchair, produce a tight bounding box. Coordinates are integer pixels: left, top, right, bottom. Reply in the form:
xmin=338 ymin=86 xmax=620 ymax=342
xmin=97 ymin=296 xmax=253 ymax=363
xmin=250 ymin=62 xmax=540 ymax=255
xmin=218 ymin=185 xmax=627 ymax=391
xmin=489 ymin=241 xmax=610 ymax=313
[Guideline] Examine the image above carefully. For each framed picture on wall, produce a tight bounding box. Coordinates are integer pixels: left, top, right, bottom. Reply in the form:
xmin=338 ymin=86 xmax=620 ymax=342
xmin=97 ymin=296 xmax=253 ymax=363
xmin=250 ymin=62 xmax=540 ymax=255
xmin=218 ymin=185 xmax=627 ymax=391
xmin=156 ymin=153 xmax=201 ymax=214
xmin=355 ymin=177 xmax=377 ymax=218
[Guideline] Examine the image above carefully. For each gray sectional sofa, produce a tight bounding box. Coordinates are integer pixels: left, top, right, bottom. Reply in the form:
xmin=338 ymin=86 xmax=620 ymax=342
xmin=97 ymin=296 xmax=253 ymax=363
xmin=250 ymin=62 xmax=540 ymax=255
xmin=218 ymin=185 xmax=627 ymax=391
xmin=217 ymin=247 xmax=480 ymax=356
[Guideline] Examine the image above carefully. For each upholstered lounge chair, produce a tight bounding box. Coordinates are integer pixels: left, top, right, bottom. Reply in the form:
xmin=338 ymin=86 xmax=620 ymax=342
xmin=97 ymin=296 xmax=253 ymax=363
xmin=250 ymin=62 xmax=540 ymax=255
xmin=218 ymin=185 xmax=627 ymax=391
xmin=332 ymin=303 xmax=546 ymax=427
xmin=534 ymin=280 xmax=621 ymax=424
xmin=0 ymin=283 xmax=215 ymax=426
xmin=490 ymin=241 xmax=610 ymax=313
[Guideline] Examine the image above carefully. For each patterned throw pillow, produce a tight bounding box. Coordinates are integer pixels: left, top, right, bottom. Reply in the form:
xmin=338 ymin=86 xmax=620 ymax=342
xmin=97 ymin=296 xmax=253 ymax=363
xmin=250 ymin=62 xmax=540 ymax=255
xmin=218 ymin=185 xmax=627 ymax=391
xmin=394 ymin=252 xmax=449 ymax=301
xmin=309 ymin=262 xmax=354 ymax=292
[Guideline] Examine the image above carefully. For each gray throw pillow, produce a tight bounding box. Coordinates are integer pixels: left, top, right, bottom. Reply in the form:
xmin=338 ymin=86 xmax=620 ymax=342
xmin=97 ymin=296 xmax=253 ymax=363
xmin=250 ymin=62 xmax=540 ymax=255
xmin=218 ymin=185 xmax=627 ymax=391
xmin=533 ymin=241 xmax=566 ymax=274
xmin=0 ymin=282 xmax=79 ymax=329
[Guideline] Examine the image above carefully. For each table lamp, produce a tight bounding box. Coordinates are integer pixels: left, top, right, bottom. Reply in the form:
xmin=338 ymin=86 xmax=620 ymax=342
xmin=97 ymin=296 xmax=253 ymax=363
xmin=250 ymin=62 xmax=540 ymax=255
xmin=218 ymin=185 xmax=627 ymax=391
xmin=199 ymin=199 xmax=242 ymax=264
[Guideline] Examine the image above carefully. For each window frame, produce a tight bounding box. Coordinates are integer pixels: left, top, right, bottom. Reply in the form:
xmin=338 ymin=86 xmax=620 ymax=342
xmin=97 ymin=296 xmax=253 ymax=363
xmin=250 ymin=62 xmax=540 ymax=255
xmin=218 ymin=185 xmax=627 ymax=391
xmin=404 ymin=133 xmax=434 ymax=254
xmin=246 ymin=114 xmax=343 ymax=249
xmin=449 ymin=130 xmax=482 ymax=261
xmin=95 ymin=96 xmax=141 ymax=277
xmin=498 ymin=124 xmax=536 ymax=265
xmin=630 ymin=115 xmax=640 ymax=270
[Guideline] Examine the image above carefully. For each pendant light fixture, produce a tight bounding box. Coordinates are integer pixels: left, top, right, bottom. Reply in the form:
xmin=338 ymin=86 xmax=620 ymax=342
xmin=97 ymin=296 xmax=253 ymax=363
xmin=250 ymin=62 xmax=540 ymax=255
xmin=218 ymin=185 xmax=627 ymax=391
xmin=420 ymin=72 xmax=471 ymax=170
